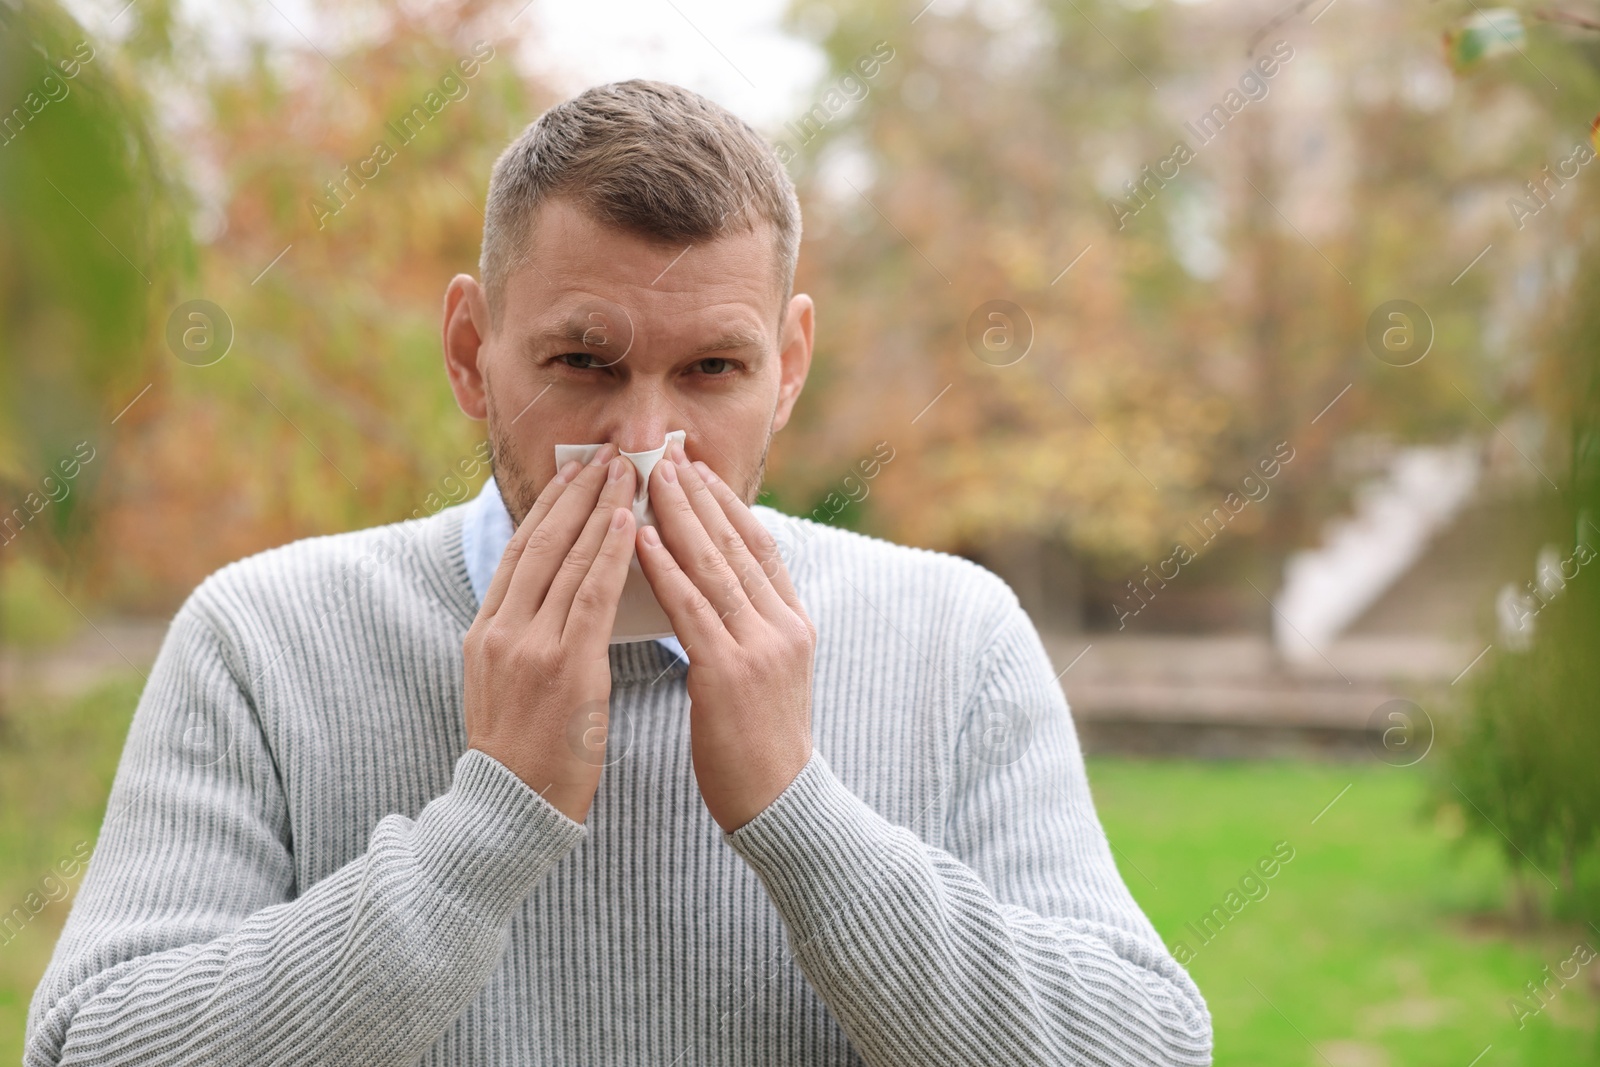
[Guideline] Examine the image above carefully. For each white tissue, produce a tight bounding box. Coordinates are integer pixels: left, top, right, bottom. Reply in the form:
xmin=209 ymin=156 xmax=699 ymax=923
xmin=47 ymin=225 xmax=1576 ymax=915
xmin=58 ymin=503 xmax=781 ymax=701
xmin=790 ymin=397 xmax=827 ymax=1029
xmin=554 ymin=429 xmax=685 ymax=531
xmin=552 ymin=430 xmax=685 ymax=644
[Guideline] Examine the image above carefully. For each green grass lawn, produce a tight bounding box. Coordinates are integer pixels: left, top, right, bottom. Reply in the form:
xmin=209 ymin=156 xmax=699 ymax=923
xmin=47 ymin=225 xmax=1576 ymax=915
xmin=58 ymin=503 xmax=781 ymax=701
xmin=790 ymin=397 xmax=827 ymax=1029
xmin=1089 ymin=758 xmax=1600 ymax=1066
xmin=1 ymin=673 xmax=144 ymax=1062
xmin=2 ymin=675 xmax=1597 ymax=1063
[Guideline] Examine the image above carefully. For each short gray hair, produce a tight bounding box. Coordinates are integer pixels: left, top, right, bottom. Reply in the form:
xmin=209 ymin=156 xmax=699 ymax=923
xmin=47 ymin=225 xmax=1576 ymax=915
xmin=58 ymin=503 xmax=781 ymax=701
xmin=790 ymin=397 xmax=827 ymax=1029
xmin=480 ymin=79 xmax=801 ymax=332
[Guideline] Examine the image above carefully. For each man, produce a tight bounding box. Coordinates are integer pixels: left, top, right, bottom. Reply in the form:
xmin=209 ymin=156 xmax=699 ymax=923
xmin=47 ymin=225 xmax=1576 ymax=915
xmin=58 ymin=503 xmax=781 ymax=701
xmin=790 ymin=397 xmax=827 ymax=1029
xmin=27 ymin=79 xmax=1210 ymax=1065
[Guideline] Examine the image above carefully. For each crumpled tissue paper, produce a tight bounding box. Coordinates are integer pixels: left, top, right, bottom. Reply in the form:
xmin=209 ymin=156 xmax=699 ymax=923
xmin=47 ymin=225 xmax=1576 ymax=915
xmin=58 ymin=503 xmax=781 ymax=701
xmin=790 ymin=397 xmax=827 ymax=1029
xmin=552 ymin=430 xmax=685 ymax=643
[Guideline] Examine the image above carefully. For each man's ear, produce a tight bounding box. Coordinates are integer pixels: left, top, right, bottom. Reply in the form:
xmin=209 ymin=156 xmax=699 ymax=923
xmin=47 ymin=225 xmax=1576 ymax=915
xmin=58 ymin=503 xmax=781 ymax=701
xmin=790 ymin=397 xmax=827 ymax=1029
xmin=442 ymin=274 xmax=493 ymax=420
xmin=770 ymin=293 xmax=814 ymax=434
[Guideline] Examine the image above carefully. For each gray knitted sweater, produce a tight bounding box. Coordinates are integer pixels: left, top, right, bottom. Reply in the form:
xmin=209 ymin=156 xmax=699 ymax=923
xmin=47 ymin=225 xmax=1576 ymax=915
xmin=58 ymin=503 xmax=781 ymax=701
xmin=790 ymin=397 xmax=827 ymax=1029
xmin=25 ymin=499 xmax=1211 ymax=1065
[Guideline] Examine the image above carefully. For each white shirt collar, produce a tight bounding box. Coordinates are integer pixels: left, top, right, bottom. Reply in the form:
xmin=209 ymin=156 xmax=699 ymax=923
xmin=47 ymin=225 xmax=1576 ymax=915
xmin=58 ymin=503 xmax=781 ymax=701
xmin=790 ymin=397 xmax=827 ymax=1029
xmin=461 ymin=475 xmax=688 ymax=664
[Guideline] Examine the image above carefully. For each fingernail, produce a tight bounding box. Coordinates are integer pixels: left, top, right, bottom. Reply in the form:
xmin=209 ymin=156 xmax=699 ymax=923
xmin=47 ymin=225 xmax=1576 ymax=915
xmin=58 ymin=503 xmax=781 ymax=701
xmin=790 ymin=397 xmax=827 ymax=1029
xmin=556 ymin=459 xmax=582 ymax=483
xmin=610 ymin=507 xmax=629 ymax=531
xmin=693 ymin=460 xmax=719 ymax=484
xmin=588 ymin=444 xmax=613 ymax=466
xmin=674 ymin=440 xmax=689 ymax=466
xmin=658 ymin=459 xmax=678 ymax=484
xmin=608 ymin=456 xmax=626 ymax=482
xmin=640 ymin=524 xmax=661 ymax=547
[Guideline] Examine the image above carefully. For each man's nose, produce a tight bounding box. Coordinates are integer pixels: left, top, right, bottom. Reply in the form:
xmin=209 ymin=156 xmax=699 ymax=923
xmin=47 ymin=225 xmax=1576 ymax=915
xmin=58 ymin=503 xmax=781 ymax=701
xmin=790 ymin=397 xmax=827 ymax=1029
xmin=610 ymin=400 xmax=677 ymax=455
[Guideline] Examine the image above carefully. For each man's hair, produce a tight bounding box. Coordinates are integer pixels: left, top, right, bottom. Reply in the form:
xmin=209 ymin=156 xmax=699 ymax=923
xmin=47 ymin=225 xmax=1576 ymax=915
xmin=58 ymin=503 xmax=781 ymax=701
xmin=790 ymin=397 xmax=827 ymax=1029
xmin=480 ymin=79 xmax=801 ymax=332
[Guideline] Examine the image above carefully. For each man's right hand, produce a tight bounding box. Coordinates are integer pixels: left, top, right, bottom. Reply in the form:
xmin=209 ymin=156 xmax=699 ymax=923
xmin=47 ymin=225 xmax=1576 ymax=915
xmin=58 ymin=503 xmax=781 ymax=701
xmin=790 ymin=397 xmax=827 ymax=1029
xmin=463 ymin=444 xmax=638 ymax=823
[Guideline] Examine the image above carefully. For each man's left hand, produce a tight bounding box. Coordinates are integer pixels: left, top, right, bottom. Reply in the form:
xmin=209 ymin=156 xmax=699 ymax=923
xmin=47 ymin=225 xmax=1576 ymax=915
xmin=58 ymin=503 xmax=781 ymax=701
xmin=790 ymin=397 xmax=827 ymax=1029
xmin=635 ymin=439 xmax=815 ymax=833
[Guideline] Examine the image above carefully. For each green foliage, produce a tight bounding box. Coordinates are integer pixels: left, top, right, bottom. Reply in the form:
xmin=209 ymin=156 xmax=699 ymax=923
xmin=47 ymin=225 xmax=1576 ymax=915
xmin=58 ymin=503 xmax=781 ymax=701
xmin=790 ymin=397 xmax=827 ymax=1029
xmin=0 ymin=0 xmax=191 ymax=487
xmin=0 ymin=0 xmax=191 ymax=636
xmin=1445 ymin=8 xmax=1527 ymax=72
xmin=1441 ymin=222 xmax=1600 ymax=922
xmin=1443 ymin=604 xmax=1600 ymax=920
xmin=73 ymin=0 xmax=545 ymax=610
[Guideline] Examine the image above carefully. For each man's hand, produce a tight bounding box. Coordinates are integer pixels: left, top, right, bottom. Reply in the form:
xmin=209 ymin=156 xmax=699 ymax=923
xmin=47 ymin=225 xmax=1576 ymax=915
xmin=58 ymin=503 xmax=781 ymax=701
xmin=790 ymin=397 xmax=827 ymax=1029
xmin=462 ymin=445 xmax=637 ymax=824
xmin=635 ymin=439 xmax=816 ymax=833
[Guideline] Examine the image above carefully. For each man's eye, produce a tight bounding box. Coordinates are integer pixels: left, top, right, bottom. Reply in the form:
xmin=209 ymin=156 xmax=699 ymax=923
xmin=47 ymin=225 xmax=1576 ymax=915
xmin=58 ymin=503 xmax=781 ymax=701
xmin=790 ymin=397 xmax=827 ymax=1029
xmin=560 ymin=353 xmax=605 ymax=370
xmin=698 ymin=357 xmax=734 ymax=375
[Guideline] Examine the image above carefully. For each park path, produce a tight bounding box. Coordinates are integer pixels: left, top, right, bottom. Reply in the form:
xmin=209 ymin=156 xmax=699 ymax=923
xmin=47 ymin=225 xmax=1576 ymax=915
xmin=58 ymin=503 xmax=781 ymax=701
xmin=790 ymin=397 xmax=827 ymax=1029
xmin=3 ymin=620 xmax=1474 ymax=756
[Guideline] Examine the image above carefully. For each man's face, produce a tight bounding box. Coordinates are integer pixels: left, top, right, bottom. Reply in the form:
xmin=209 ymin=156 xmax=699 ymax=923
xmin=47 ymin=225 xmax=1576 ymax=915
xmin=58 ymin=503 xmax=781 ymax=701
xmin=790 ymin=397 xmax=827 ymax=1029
xmin=443 ymin=195 xmax=813 ymax=527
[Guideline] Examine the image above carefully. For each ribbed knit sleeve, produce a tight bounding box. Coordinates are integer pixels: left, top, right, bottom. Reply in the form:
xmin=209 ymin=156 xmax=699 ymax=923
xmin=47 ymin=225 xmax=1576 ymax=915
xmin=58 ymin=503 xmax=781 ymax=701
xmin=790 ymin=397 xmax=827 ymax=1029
xmin=722 ymin=591 xmax=1213 ymax=1066
xmin=24 ymin=594 xmax=586 ymax=1067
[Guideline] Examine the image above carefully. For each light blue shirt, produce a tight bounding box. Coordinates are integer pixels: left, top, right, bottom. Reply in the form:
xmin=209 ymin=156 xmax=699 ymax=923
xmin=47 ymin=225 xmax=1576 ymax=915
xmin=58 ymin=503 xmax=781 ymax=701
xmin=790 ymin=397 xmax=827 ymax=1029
xmin=461 ymin=474 xmax=688 ymax=664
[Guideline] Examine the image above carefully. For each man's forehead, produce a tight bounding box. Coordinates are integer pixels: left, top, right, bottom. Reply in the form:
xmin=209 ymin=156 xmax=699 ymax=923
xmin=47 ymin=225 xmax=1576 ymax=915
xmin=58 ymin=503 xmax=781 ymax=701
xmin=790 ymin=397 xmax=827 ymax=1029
xmin=507 ymin=197 xmax=783 ymax=334
xmin=524 ymin=294 xmax=768 ymax=343
xmin=527 ymin=299 xmax=768 ymax=358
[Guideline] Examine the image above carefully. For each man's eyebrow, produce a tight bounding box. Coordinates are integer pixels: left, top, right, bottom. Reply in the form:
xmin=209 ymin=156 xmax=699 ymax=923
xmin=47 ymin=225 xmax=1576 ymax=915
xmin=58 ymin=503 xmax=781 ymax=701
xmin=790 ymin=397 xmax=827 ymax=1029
xmin=531 ymin=318 xmax=617 ymax=349
xmin=684 ymin=331 xmax=765 ymax=358
xmin=527 ymin=320 xmax=765 ymax=357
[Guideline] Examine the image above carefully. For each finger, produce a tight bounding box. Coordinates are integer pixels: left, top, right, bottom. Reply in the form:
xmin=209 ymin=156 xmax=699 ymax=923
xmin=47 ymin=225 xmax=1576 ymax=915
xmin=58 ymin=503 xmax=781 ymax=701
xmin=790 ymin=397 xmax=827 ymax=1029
xmin=561 ymin=505 xmax=637 ymax=648
xmin=541 ymin=457 xmax=637 ymax=623
xmin=673 ymin=452 xmax=789 ymax=623
xmin=633 ymin=521 xmax=731 ymax=654
xmin=648 ymin=453 xmax=757 ymax=636
xmin=478 ymin=456 xmax=582 ymax=619
xmin=690 ymin=459 xmax=806 ymax=619
xmin=495 ymin=443 xmax=618 ymax=623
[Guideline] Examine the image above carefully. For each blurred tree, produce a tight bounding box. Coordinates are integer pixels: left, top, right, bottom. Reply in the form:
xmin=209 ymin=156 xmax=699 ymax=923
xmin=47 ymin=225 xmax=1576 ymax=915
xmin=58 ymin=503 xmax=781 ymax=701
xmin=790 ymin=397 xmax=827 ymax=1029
xmin=0 ymin=0 xmax=190 ymax=647
xmin=1434 ymin=2 xmax=1600 ymax=923
xmin=768 ymin=0 xmax=1575 ymax=627
xmin=770 ymin=0 xmax=1229 ymax=568
xmin=1443 ymin=246 xmax=1600 ymax=923
xmin=85 ymin=0 xmax=559 ymax=609
xmin=7 ymin=0 xmax=1592 ymax=633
